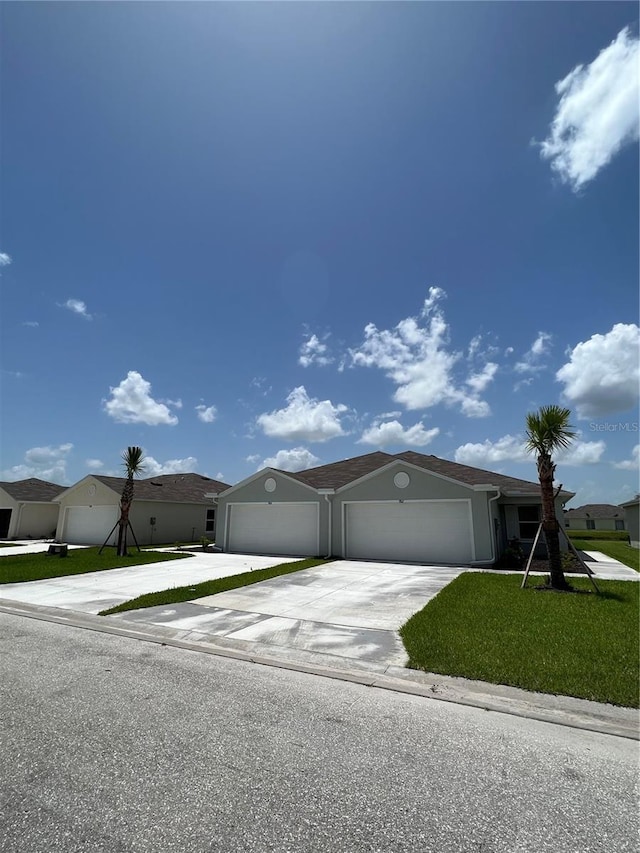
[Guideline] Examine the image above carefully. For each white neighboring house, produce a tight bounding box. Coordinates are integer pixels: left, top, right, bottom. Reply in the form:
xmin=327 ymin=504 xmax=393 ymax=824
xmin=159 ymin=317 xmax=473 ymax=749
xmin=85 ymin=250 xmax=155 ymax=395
xmin=215 ymin=451 xmax=572 ymax=565
xmin=563 ymin=504 xmax=626 ymax=532
xmin=0 ymin=478 xmax=65 ymax=540
xmin=54 ymin=473 xmax=230 ymax=546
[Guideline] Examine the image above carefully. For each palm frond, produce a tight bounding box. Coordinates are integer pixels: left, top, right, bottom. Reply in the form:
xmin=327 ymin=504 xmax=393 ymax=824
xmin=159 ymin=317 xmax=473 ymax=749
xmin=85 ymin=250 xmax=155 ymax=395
xmin=121 ymin=446 xmax=146 ymax=477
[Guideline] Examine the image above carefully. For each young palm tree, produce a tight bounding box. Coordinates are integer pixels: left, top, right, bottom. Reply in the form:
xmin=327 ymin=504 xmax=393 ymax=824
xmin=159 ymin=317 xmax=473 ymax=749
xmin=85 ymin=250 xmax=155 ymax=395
xmin=116 ymin=446 xmax=146 ymax=557
xmin=525 ymin=405 xmax=576 ymax=591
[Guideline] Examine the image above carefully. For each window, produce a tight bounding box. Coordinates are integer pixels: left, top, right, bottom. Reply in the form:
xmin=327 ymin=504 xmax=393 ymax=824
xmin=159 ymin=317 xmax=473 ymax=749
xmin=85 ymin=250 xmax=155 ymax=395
xmin=518 ymin=506 xmax=540 ymax=539
xmin=615 ymin=520 xmax=625 ymax=531
xmin=205 ymin=509 xmax=215 ymax=534
xmin=586 ymin=519 xmax=595 ymax=530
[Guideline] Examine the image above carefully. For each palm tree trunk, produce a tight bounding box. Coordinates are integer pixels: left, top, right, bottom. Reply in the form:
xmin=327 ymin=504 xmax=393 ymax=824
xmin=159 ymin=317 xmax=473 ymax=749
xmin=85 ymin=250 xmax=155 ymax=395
xmin=537 ymin=453 xmax=570 ymax=590
xmin=116 ymin=476 xmax=134 ymax=557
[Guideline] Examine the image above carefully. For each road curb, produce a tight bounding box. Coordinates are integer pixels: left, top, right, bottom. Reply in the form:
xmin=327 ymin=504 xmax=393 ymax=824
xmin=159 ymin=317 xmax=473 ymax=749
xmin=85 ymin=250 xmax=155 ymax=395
xmin=1 ymin=597 xmax=638 ymax=741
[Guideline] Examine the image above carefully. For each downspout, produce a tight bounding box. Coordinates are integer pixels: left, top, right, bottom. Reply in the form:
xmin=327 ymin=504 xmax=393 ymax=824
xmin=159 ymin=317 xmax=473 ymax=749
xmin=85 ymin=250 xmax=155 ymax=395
xmin=322 ymin=492 xmax=333 ymax=559
xmin=471 ymin=489 xmax=501 ymax=566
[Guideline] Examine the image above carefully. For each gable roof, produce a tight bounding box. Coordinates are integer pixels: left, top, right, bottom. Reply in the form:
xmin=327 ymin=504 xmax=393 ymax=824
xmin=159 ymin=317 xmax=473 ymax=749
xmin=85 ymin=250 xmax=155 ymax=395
xmin=284 ymin=451 xmax=553 ymax=496
xmin=0 ymin=478 xmax=66 ymax=502
xmin=91 ymin=473 xmax=231 ymax=503
xmin=564 ymin=503 xmax=623 ymax=518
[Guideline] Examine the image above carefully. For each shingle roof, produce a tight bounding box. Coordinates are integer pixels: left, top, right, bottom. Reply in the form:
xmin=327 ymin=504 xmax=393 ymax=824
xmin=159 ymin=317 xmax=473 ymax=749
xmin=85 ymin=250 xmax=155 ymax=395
xmin=91 ymin=473 xmax=231 ymax=503
xmin=0 ymin=478 xmax=66 ymax=502
xmin=285 ymin=451 xmax=548 ymax=495
xmin=564 ymin=503 xmax=623 ymax=518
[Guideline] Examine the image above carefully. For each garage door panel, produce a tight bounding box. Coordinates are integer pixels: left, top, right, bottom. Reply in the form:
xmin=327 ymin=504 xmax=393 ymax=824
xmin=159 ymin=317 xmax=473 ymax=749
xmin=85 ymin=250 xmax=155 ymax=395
xmin=64 ymin=506 xmax=118 ymax=545
xmin=345 ymin=501 xmax=473 ymax=564
xmin=228 ymin=503 xmax=318 ymax=556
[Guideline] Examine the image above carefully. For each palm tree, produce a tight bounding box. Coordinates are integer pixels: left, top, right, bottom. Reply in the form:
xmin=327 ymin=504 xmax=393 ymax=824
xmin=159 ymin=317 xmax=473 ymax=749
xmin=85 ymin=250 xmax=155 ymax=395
xmin=525 ymin=405 xmax=576 ymax=591
xmin=116 ymin=446 xmax=146 ymax=557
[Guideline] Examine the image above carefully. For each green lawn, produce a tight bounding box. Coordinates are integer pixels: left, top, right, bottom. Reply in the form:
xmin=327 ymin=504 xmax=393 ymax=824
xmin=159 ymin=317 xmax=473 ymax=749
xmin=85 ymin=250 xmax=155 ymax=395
xmin=572 ymin=538 xmax=639 ymax=571
xmin=400 ymin=572 xmax=639 ymax=708
xmin=100 ymin=558 xmax=329 ymax=615
xmin=0 ymin=546 xmax=189 ymax=584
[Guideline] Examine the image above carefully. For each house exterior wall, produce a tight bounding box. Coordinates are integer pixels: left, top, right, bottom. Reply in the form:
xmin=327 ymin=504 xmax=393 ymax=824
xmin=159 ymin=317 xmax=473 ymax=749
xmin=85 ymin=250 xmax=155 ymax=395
xmin=500 ymin=496 xmax=568 ymax=555
xmin=128 ymin=501 xmax=213 ymax=545
xmin=14 ymin=504 xmax=60 ymax=539
xmin=332 ymin=466 xmax=495 ymax=563
xmin=623 ymin=504 xmax=639 ymax=548
xmin=216 ymin=473 xmax=325 ymax=553
xmin=564 ymin=517 xmax=621 ymax=531
xmin=0 ymin=489 xmax=18 ymax=537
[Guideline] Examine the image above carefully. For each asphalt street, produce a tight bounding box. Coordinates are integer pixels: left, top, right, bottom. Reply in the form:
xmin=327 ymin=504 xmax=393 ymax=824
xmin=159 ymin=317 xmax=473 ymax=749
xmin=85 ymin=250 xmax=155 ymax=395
xmin=1 ymin=613 xmax=638 ymax=853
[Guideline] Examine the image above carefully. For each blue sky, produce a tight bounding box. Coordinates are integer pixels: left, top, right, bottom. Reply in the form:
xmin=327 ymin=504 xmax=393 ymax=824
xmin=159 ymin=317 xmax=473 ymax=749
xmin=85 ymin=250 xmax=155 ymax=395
xmin=1 ymin=2 xmax=638 ymax=506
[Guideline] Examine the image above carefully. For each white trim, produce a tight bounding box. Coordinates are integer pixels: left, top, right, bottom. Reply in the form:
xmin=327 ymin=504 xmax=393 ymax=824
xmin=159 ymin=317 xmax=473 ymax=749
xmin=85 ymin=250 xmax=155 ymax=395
xmin=335 ymin=458 xmax=480 ymax=494
xmin=216 ymin=468 xmax=319 ymax=499
xmin=341 ymin=498 xmax=475 ymax=563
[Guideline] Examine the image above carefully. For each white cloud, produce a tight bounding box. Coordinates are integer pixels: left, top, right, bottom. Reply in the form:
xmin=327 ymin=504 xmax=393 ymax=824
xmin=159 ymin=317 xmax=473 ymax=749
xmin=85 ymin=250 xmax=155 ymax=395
xmin=514 ymin=332 xmax=552 ymax=374
xmin=0 ymin=252 xmax=11 ymax=268
xmin=359 ymin=419 xmax=440 ymax=448
xmin=245 ymin=454 xmax=261 ymax=465
xmin=85 ymin=458 xmax=104 ymax=470
xmin=613 ymin=444 xmax=640 ymax=471
xmin=256 ymin=386 xmax=348 ymax=442
xmin=196 ymin=404 xmax=217 ymax=423
xmin=349 ymin=288 xmax=496 ymax=417
xmin=22 ymin=321 xmax=39 ymax=328
xmin=455 ymin=435 xmax=529 ymax=467
xmin=556 ymin=324 xmax=640 ymax=418
xmin=61 ymin=298 xmax=92 ymax=320
xmin=557 ymin=440 xmax=606 ymax=467
xmin=144 ymin=455 xmax=198 ymax=476
xmin=103 ymin=371 xmax=179 ymax=425
xmin=259 ymin=447 xmax=321 ymax=472
xmin=539 ymin=27 xmax=640 ymax=190
xmin=454 ymin=433 xmax=605 ymax=468
xmin=299 ymin=333 xmax=333 ymax=367
xmin=1 ymin=443 xmax=73 ymax=483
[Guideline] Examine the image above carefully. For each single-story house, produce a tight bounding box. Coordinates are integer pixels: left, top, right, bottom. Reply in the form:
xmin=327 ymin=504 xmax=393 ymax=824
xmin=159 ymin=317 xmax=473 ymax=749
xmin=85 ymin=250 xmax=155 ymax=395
xmin=563 ymin=504 xmax=626 ymax=532
xmin=620 ymin=496 xmax=639 ymax=548
xmin=215 ymin=451 xmax=572 ymax=565
xmin=54 ymin=473 xmax=230 ymax=546
xmin=0 ymin=478 xmax=66 ymax=539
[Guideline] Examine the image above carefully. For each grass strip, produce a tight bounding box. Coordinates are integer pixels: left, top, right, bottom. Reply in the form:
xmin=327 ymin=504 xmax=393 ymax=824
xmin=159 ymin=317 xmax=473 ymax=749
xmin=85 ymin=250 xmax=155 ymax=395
xmin=567 ymin=530 xmax=629 ymax=542
xmin=99 ymin=557 xmax=329 ymax=615
xmin=572 ymin=539 xmax=639 ymax=571
xmin=0 ymin=546 xmax=189 ymax=584
xmin=400 ymin=572 xmax=639 ymax=708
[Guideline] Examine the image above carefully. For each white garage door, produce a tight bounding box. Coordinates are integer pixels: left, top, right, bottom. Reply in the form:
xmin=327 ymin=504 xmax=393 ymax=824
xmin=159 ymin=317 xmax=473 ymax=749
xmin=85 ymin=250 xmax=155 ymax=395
xmin=64 ymin=506 xmax=119 ymax=545
xmin=228 ymin=503 xmax=319 ymax=556
xmin=345 ymin=500 xmax=474 ymax=564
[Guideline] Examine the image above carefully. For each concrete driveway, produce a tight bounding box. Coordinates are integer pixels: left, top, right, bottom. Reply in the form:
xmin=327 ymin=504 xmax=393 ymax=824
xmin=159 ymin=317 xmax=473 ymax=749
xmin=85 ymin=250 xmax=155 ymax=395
xmin=111 ymin=560 xmax=466 ymax=667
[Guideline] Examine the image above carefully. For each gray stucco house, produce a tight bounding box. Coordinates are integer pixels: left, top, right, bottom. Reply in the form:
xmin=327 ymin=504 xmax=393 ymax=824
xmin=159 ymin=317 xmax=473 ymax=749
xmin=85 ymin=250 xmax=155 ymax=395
xmin=0 ymin=478 xmax=65 ymax=539
xmin=215 ymin=451 xmax=571 ymax=565
xmin=563 ymin=504 xmax=626 ymax=532
xmin=54 ymin=473 xmax=230 ymax=546
xmin=620 ymin=496 xmax=639 ymax=548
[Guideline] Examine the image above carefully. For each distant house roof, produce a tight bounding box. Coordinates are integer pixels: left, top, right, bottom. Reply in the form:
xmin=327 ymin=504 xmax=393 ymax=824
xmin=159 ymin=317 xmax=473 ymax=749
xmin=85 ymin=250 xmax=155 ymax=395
xmin=90 ymin=473 xmax=231 ymax=504
xmin=564 ymin=503 xmax=623 ymax=518
xmin=0 ymin=478 xmax=66 ymax=502
xmin=283 ymin=451 xmax=555 ymax=496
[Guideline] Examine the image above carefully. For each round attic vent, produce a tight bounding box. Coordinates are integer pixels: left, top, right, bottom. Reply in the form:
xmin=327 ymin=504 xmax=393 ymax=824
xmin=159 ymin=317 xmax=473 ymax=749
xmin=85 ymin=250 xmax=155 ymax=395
xmin=394 ymin=471 xmax=410 ymax=489
xmin=264 ymin=477 xmax=277 ymax=493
